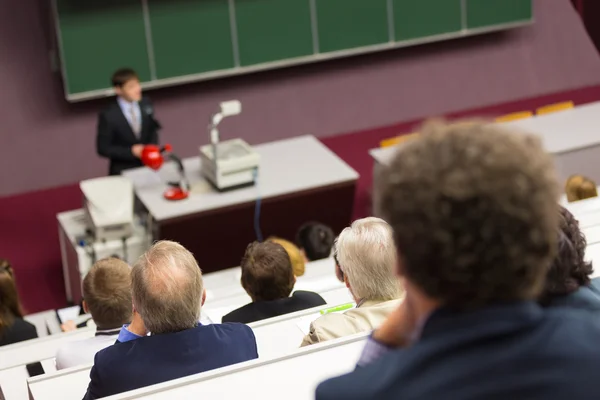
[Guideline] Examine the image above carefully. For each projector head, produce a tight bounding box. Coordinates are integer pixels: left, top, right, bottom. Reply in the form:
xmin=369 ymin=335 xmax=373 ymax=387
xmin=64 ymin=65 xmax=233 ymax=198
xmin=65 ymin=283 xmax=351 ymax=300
xmin=212 ymin=100 xmax=241 ymax=126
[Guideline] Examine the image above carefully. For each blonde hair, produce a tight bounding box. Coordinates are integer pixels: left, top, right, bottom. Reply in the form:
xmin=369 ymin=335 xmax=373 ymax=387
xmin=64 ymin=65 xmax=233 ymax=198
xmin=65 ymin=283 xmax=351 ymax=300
xmin=565 ymin=175 xmax=598 ymax=203
xmin=132 ymin=241 xmax=203 ymax=334
xmin=84 ymin=258 xmax=132 ymax=329
xmin=336 ymin=217 xmax=403 ymax=301
xmin=269 ymin=237 xmax=306 ymax=276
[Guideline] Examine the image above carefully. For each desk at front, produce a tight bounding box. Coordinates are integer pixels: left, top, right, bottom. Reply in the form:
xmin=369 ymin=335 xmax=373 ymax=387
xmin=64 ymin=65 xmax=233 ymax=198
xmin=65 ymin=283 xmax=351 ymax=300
xmin=123 ymin=135 xmax=359 ymax=272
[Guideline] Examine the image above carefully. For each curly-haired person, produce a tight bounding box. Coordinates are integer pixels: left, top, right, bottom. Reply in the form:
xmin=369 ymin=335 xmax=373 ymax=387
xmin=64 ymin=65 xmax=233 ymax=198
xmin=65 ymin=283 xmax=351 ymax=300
xmin=539 ymin=206 xmax=600 ymax=309
xmin=316 ymin=119 xmax=600 ymax=400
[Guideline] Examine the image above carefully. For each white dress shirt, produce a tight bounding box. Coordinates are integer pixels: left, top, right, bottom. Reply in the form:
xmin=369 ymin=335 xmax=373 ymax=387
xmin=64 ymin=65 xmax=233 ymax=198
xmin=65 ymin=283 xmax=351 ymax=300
xmin=55 ymin=328 xmax=120 ymax=370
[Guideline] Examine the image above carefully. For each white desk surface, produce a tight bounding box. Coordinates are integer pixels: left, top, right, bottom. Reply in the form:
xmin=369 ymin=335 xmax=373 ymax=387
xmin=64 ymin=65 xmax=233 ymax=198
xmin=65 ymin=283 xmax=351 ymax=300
xmin=0 ymin=359 xmax=55 ymax=400
xmin=369 ymin=102 xmax=600 ymax=165
xmin=0 ymin=328 xmax=94 ymax=371
xmin=28 ymin=365 xmax=91 ymax=400
xmin=123 ymin=135 xmax=359 ymax=222
xmin=101 ymin=333 xmax=367 ymax=400
xmin=563 ymin=196 xmax=600 ymax=217
xmin=587 ymin=243 xmax=600 ymax=278
xmin=583 ymin=225 xmax=600 ymax=245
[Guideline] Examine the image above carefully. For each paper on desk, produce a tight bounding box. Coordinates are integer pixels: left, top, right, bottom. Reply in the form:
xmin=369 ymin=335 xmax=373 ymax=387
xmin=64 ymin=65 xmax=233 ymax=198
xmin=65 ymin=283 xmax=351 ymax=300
xmin=295 ymin=313 xmax=321 ymax=335
xmin=190 ymin=179 xmax=214 ymax=195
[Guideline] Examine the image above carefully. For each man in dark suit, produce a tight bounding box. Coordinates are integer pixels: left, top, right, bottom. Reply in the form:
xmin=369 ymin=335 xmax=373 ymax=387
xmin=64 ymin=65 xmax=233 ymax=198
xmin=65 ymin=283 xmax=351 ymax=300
xmin=222 ymin=241 xmax=326 ymax=324
xmin=316 ymin=121 xmax=600 ymax=400
xmin=96 ymin=68 xmax=161 ymax=176
xmin=83 ymin=241 xmax=258 ymax=400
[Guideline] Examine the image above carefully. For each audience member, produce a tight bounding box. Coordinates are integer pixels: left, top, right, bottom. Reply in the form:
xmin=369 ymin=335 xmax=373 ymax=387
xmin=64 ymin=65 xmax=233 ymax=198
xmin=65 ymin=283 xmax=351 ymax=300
xmin=539 ymin=206 xmax=600 ymax=309
xmin=296 ymin=222 xmax=335 ymax=261
xmin=222 ymin=241 xmax=325 ymax=324
xmin=83 ymin=241 xmax=257 ymax=400
xmin=269 ymin=237 xmax=306 ymax=277
xmin=316 ymin=120 xmax=600 ymax=400
xmin=565 ymin=174 xmax=597 ymax=202
xmin=301 ymin=218 xmax=403 ymax=346
xmin=56 ymin=258 xmax=132 ymax=369
xmin=0 ymin=259 xmax=37 ymax=346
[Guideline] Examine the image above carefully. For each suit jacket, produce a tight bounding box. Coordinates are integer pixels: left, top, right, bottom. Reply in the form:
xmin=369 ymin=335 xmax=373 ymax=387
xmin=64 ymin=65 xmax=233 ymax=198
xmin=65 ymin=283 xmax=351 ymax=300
xmin=0 ymin=317 xmax=37 ymax=347
xmin=316 ymin=302 xmax=600 ymax=400
xmin=83 ymin=323 xmax=257 ymax=399
xmin=96 ymin=97 xmax=161 ymax=176
xmin=301 ymin=299 xmax=401 ymax=346
xmin=222 ymin=291 xmax=326 ymax=324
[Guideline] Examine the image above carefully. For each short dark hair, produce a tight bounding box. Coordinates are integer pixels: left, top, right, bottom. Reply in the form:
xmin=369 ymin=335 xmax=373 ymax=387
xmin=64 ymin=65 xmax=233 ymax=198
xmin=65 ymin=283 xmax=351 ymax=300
xmin=378 ymin=120 xmax=559 ymax=310
xmin=84 ymin=257 xmax=132 ymax=329
xmin=241 ymin=241 xmax=295 ymax=302
xmin=296 ymin=222 xmax=335 ymax=261
xmin=540 ymin=206 xmax=593 ymax=304
xmin=111 ymin=68 xmax=139 ymax=88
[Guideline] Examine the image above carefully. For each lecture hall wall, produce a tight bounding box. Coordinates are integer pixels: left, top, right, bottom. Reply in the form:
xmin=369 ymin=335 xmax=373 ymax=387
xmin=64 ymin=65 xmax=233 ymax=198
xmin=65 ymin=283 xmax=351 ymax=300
xmin=1 ymin=0 xmax=599 ymax=198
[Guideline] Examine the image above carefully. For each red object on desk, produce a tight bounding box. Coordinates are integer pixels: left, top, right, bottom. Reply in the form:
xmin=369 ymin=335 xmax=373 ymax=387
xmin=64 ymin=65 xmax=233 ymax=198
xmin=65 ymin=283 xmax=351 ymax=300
xmin=141 ymin=144 xmax=189 ymax=201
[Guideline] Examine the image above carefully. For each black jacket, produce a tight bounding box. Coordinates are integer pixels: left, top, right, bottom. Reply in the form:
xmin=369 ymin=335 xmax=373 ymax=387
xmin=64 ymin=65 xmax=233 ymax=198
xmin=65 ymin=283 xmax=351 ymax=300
xmin=222 ymin=290 xmax=326 ymax=324
xmin=0 ymin=317 xmax=38 ymax=347
xmin=96 ymin=97 xmax=161 ymax=176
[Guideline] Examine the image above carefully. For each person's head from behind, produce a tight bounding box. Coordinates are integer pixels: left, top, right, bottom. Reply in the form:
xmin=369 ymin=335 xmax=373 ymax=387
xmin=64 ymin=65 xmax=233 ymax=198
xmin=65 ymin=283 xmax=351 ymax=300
xmin=296 ymin=222 xmax=335 ymax=262
xmin=132 ymin=241 xmax=204 ymax=334
xmin=268 ymin=237 xmax=306 ymax=277
xmin=378 ymin=119 xmax=559 ymax=311
xmin=241 ymin=241 xmax=295 ymax=302
xmin=83 ymin=258 xmax=132 ymax=330
xmin=335 ymin=218 xmax=402 ymax=303
xmin=112 ymin=68 xmax=142 ymax=103
xmin=539 ymin=206 xmax=593 ymax=305
xmin=565 ymin=175 xmax=597 ymax=203
xmin=0 ymin=259 xmax=25 ymax=336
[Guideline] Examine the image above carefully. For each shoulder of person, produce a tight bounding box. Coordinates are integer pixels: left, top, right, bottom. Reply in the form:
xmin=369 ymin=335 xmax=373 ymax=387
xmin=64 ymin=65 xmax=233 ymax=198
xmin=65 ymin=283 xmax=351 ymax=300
xmin=222 ymin=301 xmax=259 ymax=324
xmin=213 ymin=322 xmax=255 ymax=338
xmin=293 ymin=290 xmax=326 ymax=303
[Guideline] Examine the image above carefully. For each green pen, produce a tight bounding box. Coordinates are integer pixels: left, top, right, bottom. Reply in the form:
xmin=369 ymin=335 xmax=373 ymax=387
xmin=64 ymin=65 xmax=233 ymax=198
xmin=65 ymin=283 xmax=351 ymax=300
xmin=320 ymin=303 xmax=354 ymax=315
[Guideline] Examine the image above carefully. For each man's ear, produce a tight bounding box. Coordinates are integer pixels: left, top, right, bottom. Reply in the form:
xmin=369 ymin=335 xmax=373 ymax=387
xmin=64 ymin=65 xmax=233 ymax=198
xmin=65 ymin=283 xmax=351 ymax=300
xmin=201 ymin=289 xmax=206 ymax=307
xmin=343 ymin=274 xmax=350 ymax=290
xmin=82 ymin=300 xmax=89 ymax=314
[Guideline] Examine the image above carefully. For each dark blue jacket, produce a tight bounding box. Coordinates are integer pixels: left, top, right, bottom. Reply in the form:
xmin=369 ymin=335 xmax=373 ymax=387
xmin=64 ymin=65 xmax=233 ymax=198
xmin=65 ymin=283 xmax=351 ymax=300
xmin=548 ymin=277 xmax=600 ymax=310
xmin=316 ymin=302 xmax=600 ymax=400
xmin=83 ymin=323 xmax=257 ymax=399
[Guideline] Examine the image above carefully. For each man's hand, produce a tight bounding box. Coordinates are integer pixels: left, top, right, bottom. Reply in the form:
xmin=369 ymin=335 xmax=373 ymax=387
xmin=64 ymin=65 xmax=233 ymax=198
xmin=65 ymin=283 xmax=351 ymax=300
xmin=128 ymin=311 xmax=147 ymax=336
xmin=131 ymin=144 xmax=144 ymax=158
xmin=372 ymin=298 xmax=417 ymax=348
xmin=60 ymin=320 xmax=77 ymax=332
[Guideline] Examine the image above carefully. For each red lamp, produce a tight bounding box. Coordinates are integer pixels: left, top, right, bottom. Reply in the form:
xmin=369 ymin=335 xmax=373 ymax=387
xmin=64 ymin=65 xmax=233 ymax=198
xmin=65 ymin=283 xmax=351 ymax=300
xmin=141 ymin=144 xmax=190 ymax=201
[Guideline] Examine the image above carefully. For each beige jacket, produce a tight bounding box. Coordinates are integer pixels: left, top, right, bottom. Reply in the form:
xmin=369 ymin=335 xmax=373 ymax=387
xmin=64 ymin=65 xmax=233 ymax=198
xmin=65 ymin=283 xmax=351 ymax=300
xmin=300 ymin=298 xmax=402 ymax=346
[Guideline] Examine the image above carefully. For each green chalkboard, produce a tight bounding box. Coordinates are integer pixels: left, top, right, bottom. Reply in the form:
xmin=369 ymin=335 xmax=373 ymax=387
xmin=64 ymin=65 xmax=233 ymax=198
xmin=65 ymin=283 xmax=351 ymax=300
xmin=56 ymin=0 xmax=151 ymax=95
xmin=316 ymin=0 xmax=390 ymax=53
xmin=149 ymin=0 xmax=235 ymax=79
xmin=54 ymin=0 xmax=533 ymax=100
xmin=467 ymin=0 xmax=533 ymax=29
xmin=394 ymin=0 xmax=462 ymax=41
xmin=235 ymin=0 xmax=313 ymax=66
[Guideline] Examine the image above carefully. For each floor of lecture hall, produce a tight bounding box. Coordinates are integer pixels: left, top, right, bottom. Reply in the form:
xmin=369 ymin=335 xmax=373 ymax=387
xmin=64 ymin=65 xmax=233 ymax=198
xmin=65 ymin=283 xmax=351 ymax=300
xmin=3 ymin=84 xmax=600 ymax=314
